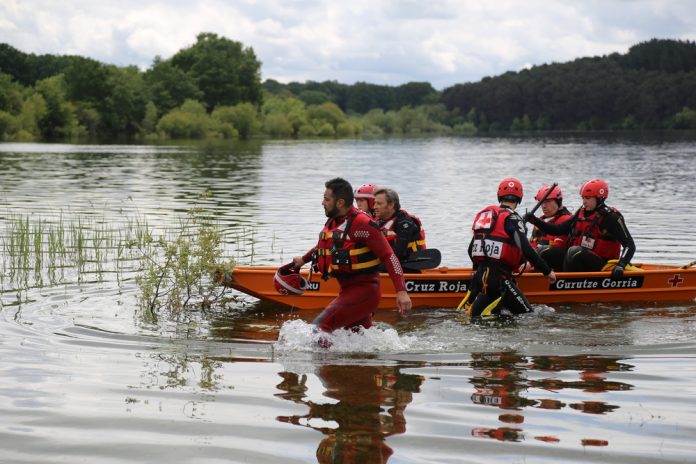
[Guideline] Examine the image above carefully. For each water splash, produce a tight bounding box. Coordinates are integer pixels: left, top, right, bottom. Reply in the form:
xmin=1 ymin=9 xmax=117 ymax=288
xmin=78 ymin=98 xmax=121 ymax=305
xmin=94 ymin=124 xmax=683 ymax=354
xmin=273 ymin=319 xmax=418 ymax=353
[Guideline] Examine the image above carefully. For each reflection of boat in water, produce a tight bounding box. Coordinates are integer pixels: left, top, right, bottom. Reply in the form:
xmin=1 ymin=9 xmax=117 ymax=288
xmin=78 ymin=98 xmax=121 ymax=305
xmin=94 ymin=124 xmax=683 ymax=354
xmin=467 ymin=352 xmax=634 ymax=445
xmin=221 ymin=263 xmax=696 ymax=310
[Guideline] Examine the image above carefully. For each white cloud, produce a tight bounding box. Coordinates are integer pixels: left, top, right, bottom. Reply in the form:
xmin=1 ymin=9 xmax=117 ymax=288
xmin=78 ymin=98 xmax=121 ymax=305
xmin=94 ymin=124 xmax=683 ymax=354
xmin=2 ymin=0 xmax=696 ymax=88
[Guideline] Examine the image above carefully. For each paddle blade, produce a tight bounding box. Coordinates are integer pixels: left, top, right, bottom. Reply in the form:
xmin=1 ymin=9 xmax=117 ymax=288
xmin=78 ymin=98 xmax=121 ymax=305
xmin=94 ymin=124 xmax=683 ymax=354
xmin=401 ymin=248 xmax=442 ymax=270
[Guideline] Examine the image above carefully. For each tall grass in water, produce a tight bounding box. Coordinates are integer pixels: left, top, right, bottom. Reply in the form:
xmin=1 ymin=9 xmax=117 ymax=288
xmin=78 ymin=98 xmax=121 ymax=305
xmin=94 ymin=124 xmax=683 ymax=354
xmin=1 ymin=207 xmax=250 ymax=316
xmin=0 ymin=212 xmax=152 ymax=292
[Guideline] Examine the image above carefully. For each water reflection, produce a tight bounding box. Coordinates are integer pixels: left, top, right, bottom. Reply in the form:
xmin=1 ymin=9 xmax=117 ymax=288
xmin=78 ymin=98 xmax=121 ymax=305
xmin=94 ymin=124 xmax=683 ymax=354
xmin=469 ymin=351 xmax=633 ymax=445
xmin=276 ymin=364 xmax=424 ymax=463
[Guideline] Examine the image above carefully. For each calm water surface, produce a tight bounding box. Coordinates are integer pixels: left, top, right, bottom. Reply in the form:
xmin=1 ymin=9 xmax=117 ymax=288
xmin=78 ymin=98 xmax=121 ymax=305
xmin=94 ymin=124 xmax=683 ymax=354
xmin=1 ymin=136 xmax=696 ymax=463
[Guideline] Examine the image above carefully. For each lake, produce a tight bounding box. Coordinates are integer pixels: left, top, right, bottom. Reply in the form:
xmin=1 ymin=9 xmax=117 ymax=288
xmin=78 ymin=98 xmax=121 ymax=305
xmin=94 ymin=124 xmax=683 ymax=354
xmin=1 ymin=136 xmax=696 ymax=463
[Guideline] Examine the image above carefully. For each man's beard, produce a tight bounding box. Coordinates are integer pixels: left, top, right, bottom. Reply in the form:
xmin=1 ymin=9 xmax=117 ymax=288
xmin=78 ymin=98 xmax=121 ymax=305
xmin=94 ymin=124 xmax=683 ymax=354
xmin=324 ymin=204 xmax=340 ymax=218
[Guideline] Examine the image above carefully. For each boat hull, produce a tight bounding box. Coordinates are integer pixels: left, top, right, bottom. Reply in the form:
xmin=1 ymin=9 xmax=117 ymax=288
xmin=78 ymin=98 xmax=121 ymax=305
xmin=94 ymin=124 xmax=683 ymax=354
xmin=222 ymin=264 xmax=696 ymax=310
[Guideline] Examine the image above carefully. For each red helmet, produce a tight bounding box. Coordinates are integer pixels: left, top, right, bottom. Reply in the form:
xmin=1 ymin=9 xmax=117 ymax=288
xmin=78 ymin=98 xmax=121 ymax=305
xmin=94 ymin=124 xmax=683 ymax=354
xmin=354 ymin=183 xmax=378 ymax=210
xmin=535 ymin=184 xmax=563 ymax=201
xmin=579 ymin=179 xmax=609 ymax=199
xmin=273 ymin=264 xmax=308 ymax=295
xmin=497 ymin=178 xmax=523 ymax=200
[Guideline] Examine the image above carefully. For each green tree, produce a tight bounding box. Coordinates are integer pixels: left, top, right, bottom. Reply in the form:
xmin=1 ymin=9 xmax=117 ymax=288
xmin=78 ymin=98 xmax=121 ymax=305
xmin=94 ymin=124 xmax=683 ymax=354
xmin=63 ymin=56 xmax=111 ymax=104
xmin=100 ymin=66 xmax=149 ymax=136
xmin=212 ymin=102 xmax=260 ymax=139
xmin=0 ymin=72 xmax=24 ymax=113
xmin=298 ymin=90 xmax=331 ymax=106
xmin=35 ymin=74 xmax=78 ymax=138
xmin=263 ymin=112 xmax=293 ymax=137
xmin=672 ymin=106 xmax=696 ymax=129
xmin=0 ymin=110 xmax=15 ymax=139
xmin=306 ymin=102 xmax=346 ymax=130
xmin=15 ymin=92 xmax=47 ymax=138
xmin=142 ymin=101 xmax=158 ymax=134
xmin=394 ymin=82 xmax=437 ymax=108
xmin=171 ymin=33 xmax=262 ymax=109
xmin=361 ymin=108 xmax=400 ymax=134
xmin=144 ymin=57 xmax=202 ymax=114
xmin=157 ymin=99 xmax=211 ymax=138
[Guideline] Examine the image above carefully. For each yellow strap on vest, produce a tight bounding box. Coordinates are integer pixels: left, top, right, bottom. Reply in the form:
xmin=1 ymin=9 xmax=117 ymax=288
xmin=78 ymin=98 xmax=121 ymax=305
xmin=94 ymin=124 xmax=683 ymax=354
xmin=351 ymin=258 xmax=381 ymax=270
xmin=408 ymin=239 xmax=426 ymax=252
xmin=349 ymin=246 xmax=372 ymax=256
xmin=601 ymin=259 xmax=642 ymax=272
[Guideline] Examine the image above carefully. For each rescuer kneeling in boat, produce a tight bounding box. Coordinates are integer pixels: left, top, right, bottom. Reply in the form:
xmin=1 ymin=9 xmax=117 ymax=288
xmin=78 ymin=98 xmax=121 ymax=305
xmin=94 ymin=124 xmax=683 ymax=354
xmin=373 ymin=187 xmax=427 ymax=273
xmin=524 ymin=179 xmax=636 ymax=279
xmin=292 ymin=177 xmax=411 ymax=334
xmin=468 ymin=178 xmax=556 ymax=318
xmin=527 ymin=184 xmax=573 ymax=272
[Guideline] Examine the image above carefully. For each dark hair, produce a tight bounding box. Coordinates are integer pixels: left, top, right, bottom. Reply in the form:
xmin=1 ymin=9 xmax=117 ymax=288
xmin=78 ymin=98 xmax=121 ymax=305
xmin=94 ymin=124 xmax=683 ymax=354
xmin=325 ymin=177 xmax=354 ymax=205
xmin=374 ymin=187 xmax=400 ymax=211
xmin=498 ymin=195 xmax=521 ymax=205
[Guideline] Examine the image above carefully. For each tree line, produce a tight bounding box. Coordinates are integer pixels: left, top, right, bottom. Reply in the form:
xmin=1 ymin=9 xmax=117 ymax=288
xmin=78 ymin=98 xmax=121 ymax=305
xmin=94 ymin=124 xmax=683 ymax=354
xmin=1 ymin=36 xmax=696 ymax=142
xmin=442 ymin=38 xmax=696 ymax=131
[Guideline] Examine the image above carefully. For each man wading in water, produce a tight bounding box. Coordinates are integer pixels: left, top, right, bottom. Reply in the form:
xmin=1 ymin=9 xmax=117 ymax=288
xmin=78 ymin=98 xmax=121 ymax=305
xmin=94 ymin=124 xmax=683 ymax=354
xmin=292 ymin=178 xmax=411 ymax=338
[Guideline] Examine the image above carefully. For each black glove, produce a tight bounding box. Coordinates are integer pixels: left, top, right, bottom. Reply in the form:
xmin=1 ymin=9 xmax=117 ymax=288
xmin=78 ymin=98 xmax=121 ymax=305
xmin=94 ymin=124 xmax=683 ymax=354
xmin=522 ymin=212 xmax=537 ymax=224
xmin=611 ymin=264 xmax=624 ymax=280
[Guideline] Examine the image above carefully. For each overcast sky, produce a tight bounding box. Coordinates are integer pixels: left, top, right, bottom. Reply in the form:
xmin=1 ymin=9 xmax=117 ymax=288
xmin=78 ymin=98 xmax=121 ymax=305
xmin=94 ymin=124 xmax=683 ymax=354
xmin=2 ymin=0 xmax=695 ymax=89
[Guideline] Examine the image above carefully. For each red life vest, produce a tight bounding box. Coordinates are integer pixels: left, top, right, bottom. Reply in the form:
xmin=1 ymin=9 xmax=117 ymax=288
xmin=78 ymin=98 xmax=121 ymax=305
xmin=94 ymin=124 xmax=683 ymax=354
xmin=530 ymin=207 xmax=572 ymax=249
xmin=569 ymin=206 xmax=622 ymax=260
xmin=313 ymin=207 xmax=381 ymax=279
xmin=471 ymin=205 xmax=524 ymax=269
xmin=380 ymin=209 xmax=427 ymax=252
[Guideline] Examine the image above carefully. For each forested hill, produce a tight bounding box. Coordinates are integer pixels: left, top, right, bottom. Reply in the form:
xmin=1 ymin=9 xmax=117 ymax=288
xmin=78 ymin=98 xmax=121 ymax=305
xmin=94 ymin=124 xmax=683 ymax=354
xmin=1 ymin=37 xmax=696 ymax=142
xmin=441 ymin=39 xmax=696 ymax=131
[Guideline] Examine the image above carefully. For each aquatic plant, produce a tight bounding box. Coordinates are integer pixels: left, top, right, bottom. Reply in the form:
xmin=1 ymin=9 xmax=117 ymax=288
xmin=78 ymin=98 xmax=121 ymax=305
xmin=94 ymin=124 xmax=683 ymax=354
xmin=133 ymin=194 xmax=233 ymax=319
xmin=0 ymin=202 xmax=260 ymax=319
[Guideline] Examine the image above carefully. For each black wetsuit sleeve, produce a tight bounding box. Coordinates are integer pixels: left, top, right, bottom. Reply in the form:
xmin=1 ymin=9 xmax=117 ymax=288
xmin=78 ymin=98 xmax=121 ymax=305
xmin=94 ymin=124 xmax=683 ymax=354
xmin=602 ymin=211 xmax=636 ymax=267
xmin=391 ymin=216 xmax=419 ymax=261
xmin=529 ymin=214 xmax=574 ymax=236
xmin=506 ymin=214 xmax=552 ymax=275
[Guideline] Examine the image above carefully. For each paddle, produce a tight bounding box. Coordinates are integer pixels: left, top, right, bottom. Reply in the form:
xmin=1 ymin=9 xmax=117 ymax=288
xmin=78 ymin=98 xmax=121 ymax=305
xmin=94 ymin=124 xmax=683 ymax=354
xmin=680 ymin=260 xmax=696 ymax=269
xmin=524 ymin=182 xmax=559 ymax=221
xmin=402 ymin=248 xmax=441 ymax=270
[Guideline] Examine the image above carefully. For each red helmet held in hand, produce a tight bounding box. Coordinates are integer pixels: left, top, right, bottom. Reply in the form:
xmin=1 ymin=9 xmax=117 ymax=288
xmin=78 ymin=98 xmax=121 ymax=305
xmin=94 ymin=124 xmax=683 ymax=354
xmin=273 ymin=264 xmax=308 ymax=295
xmin=354 ymin=183 xmax=378 ymax=210
xmin=535 ymin=184 xmax=563 ymax=201
xmin=579 ymin=179 xmax=609 ymax=199
xmin=497 ymin=178 xmax=523 ymax=201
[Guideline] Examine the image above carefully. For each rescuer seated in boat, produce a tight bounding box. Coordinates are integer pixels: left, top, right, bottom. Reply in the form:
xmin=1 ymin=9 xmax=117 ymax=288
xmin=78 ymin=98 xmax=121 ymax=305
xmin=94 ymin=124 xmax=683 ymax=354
xmin=372 ymin=187 xmax=427 ymax=273
xmin=292 ymin=177 xmax=411 ymax=335
xmin=526 ymin=184 xmax=573 ymax=272
xmin=354 ymin=183 xmax=378 ymax=218
xmin=467 ymin=178 xmax=556 ymax=318
xmin=524 ymin=178 xmax=636 ymax=279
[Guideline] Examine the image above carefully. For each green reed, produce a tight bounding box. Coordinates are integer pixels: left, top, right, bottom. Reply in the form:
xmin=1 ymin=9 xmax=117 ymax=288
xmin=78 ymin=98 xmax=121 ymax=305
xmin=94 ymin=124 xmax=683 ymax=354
xmin=0 ymin=206 xmax=258 ymax=318
xmin=0 ymin=212 xmax=148 ymax=291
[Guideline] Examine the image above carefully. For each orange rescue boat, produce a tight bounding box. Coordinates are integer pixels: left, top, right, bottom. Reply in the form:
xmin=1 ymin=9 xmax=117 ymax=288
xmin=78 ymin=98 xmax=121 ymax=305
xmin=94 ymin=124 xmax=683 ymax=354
xmin=224 ymin=264 xmax=696 ymax=309
xmin=219 ymin=262 xmax=696 ymax=310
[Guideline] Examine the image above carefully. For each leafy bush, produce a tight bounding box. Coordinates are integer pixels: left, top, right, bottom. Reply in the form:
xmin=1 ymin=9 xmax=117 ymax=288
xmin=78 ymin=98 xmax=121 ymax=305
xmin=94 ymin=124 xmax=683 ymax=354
xmin=135 ymin=196 xmax=229 ymax=319
xmin=157 ymin=99 xmax=210 ymax=138
xmin=316 ymin=122 xmax=335 ymax=136
xmin=0 ymin=110 xmax=15 ymax=138
xmin=212 ymin=102 xmax=260 ymax=139
xmin=307 ymin=102 xmax=346 ymax=129
xmin=264 ymin=112 xmax=293 ymax=137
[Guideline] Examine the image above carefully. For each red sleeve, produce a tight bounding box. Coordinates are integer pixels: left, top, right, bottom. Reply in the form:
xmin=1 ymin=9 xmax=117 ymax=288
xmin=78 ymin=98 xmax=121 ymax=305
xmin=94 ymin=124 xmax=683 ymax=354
xmin=351 ymin=214 xmax=406 ymax=292
xmin=301 ymin=247 xmax=316 ymax=264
